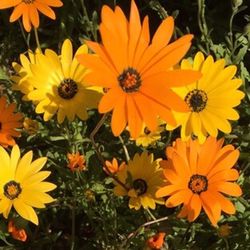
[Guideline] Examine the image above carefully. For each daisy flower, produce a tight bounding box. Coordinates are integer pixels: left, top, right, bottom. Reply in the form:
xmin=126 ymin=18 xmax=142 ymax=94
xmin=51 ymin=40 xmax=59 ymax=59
xmin=156 ymin=137 xmax=242 ymax=226
xmin=77 ymin=0 xmax=201 ymax=139
xmin=114 ymin=152 xmax=164 ymax=210
xmin=23 ymin=39 xmax=102 ymax=123
xmin=0 ymin=145 xmax=56 ymax=225
xmin=0 ymin=0 xmax=63 ymax=32
xmin=0 ymin=96 xmax=23 ymax=147
xmin=12 ymin=50 xmax=40 ymax=101
xmin=135 ymin=123 xmax=164 ymax=148
xmin=167 ymin=52 xmax=245 ymax=143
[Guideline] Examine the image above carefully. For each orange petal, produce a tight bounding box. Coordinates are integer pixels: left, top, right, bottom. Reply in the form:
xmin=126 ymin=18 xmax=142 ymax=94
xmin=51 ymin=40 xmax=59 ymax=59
xmin=140 ymin=84 xmax=188 ymax=112
xmin=126 ymin=95 xmax=143 ymax=139
xmin=155 ymin=184 xmax=181 ymax=198
xmin=209 ymin=169 xmax=239 ymax=183
xmin=99 ymin=87 xmax=124 ymax=113
xmin=22 ymin=4 xmax=31 ymax=32
xmin=99 ymin=23 xmax=128 ymax=73
xmin=128 ymin=0 xmax=141 ymax=65
xmin=200 ymin=191 xmax=221 ymax=226
xmin=132 ymin=16 xmax=150 ymax=67
xmin=84 ymin=40 xmax=117 ymax=72
xmin=9 ymin=2 xmax=25 ymax=22
xmin=165 ymin=189 xmax=192 ymax=207
xmin=133 ymin=92 xmax=158 ymax=132
xmin=197 ymin=137 xmax=218 ymax=175
xmin=152 ymin=16 xmax=174 ymax=48
xmin=0 ymin=0 xmax=21 ymax=9
xmin=187 ymin=194 xmax=202 ymax=222
xmin=36 ymin=0 xmax=63 ymax=7
xmin=143 ymin=70 xmax=201 ymax=88
xmin=172 ymin=152 xmax=191 ymax=178
xmin=140 ymin=35 xmax=193 ymax=77
xmin=34 ymin=2 xmax=55 ymax=19
xmin=111 ymin=94 xmax=127 ymax=136
xmin=211 ymin=182 xmax=242 ymax=197
xmin=207 ymin=149 xmax=239 ymax=178
xmin=29 ymin=4 xmax=39 ymax=28
xmin=209 ymin=191 xmax=236 ymax=214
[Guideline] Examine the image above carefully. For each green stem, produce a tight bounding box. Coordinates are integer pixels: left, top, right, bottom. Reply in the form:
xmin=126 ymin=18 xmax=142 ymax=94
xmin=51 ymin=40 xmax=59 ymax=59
xmin=197 ymin=0 xmax=210 ymax=53
xmin=18 ymin=20 xmax=29 ymax=49
xmin=90 ymin=114 xmax=129 ymax=191
xmin=34 ymin=28 xmax=41 ymax=51
xmin=146 ymin=208 xmax=157 ymax=220
xmin=119 ymin=136 xmax=130 ymax=162
xmin=71 ymin=197 xmax=76 ymax=250
xmin=80 ymin=0 xmax=97 ymax=41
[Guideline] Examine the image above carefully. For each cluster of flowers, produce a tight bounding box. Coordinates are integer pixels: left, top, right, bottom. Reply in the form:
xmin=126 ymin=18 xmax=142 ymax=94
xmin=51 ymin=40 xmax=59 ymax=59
xmin=0 ymin=0 xmax=245 ymax=243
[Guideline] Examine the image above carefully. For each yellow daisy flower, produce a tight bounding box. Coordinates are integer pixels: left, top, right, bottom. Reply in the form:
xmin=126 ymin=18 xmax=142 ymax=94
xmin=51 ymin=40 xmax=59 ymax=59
xmin=135 ymin=122 xmax=164 ymax=148
xmin=23 ymin=39 xmax=102 ymax=123
xmin=114 ymin=152 xmax=164 ymax=210
xmin=0 ymin=145 xmax=56 ymax=225
xmin=167 ymin=52 xmax=245 ymax=143
xmin=12 ymin=50 xmax=39 ymax=101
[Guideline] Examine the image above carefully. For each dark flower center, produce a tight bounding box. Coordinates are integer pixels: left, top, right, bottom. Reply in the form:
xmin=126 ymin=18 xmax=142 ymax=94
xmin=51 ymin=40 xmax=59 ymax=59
xmin=118 ymin=67 xmax=141 ymax=93
xmin=188 ymin=174 xmax=208 ymax=194
xmin=4 ymin=181 xmax=22 ymax=200
xmin=0 ymin=122 xmax=2 ymax=131
xmin=185 ymin=89 xmax=208 ymax=112
xmin=133 ymin=178 xmax=147 ymax=196
xmin=144 ymin=127 xmax=151 ymax=135
xmin=58 ymin=78 xmax=78 ymax=99
xmin=22 ymin=0 xmax=34 ymax=3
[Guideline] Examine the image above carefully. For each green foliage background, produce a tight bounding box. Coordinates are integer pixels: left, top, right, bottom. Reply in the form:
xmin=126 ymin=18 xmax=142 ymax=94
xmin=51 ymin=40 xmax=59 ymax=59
xmin=0 ymin=0 xmax=250 ymax=249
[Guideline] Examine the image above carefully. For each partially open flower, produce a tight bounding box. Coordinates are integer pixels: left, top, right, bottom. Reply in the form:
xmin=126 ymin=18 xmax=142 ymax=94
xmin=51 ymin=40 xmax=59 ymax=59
xmin=104 ymin=158 xmax=126 ymax=175
xmin=67 ymin=152 xmax=86 ymax=172
xmin=23 ymin=118 xmax=39 ymax=135
xmin=147 ymin=232 xmax=166 ymax=249
xmin=8 ymin=220 xmax=27 ymax=242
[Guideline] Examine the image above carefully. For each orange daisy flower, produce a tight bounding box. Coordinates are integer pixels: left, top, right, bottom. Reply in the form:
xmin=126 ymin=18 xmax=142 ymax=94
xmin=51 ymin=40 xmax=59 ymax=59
xmin=67 ymin=152 xmax=86 ymax=172
xmin=8 ymin=220 xmax=27 ymax=242
xmin=0 ymin=0 xmax=63 ymax=32
xmin=147 ymin=232 xmax=166 ymax=250
xmin=77 ymin=0 xmax=201 ymax=138
xmin=156 ymin=137 xmax=242 ymax=226
xmin=104 ymin=158 xmax=126 ymax=175
xmin=0 ymin=96 xmax=23 ymax=147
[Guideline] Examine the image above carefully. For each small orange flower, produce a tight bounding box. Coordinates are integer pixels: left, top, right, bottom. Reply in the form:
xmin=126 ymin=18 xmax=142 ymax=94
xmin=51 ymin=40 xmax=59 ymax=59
xmin=8 ymin=220 xmax=27 ymax=242
xmin=104 ymin=158 xmax=126 ymax=175
xmin=0 ymin=0 xmax=63 ymax=32
xmin=0 ymin=96 xmax=23 ymax=147
xmin=156 ymin=137 xmax=242 ymax=226
xmin=67 ymin=152 xmax=86 ymax=171
xmin=147 ymin=232 xmax=166 ymax=249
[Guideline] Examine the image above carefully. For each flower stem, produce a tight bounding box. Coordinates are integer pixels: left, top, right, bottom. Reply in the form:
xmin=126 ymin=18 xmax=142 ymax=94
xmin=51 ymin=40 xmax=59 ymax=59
xmin=71 ymin=197 xmax=76 ymax=250
xmin=34 ymin=28 xmax=41 ymax=51
xmin=90 ymin=114 xmax=129 ymax=191
xmin=119 ymin=135 xmax=130 ymax=162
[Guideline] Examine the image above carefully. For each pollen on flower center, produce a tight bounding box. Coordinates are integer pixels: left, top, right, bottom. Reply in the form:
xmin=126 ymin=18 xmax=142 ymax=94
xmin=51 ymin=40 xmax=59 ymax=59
xmin=133 ymin=178 xmax=147 ymax=195
xmin=188 ymin=174 xmax=208 ymax=194
xmin=118 ymin=67 xmax=141 ymax=93
xmin=57 ymin=78 xmax=78 ymax=100
xmin=185 ymin=89 xmax=208 ymax=112
xmin=22 ymin=0 xmax=34 ymax=4
xmin=4 ymin=181 xmax=22 ymax=200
